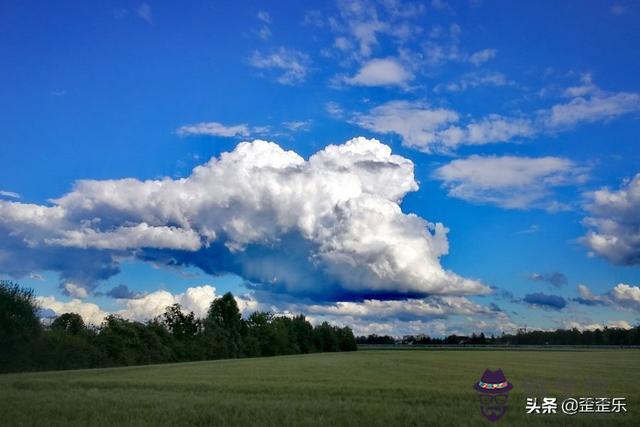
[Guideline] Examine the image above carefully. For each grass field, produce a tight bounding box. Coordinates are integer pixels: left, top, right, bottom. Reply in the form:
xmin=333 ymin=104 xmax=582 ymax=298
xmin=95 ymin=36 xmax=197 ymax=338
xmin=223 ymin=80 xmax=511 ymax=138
xmin=1 ymin=349 xmax=638 ymax=426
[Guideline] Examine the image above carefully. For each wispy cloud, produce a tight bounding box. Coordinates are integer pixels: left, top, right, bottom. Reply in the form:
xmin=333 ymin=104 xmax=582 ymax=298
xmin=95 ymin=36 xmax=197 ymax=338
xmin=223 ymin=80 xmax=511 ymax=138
xmin=283 ymin=120 xmax=312 ymax=132
xmin=432 ymin=155 xmax=588 ymax=210
xmin=611 ymin=3 xmax=627 ymax=15
xmin=529 ymin=272 xmax=568 ymax=287
xmin=177 ymin=122 xmax=250 ymax=138
xmin=543 ymin=90 xmax=640 ymax=129
xmin=326 ymin=102 xmax=344 ymax=119
xmin=351 ymin=79 xmax=640 ymax=153
xmin=468 ymin=48 xmax=497 ymax=66
xmin=137 ymin=2 xmax=152 ymax=23
xmin=352 ymin=100 xmax=532 ymax=153
xmin=256 ymin=11 xmax=272 ymax=40
xmin=434 ymin=72 xmax=512 ymax=93
xmin=517 ymin=224 xmax=540 ymax=235
xmin=249 ymin=47 xmax=310 ymax=85
xmin=0 ymin=190 xmax=20 ymax=199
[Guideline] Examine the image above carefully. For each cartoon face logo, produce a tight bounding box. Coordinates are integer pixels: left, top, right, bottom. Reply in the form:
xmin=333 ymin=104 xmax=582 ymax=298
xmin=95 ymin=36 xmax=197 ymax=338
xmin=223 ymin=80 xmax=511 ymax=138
xmin=473 ymin=369 xmax=513 ymax=422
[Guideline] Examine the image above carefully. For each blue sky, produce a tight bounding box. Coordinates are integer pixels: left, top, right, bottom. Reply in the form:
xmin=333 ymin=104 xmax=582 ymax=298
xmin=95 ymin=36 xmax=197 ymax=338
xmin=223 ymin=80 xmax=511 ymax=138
xmin=1 ymin=0 xmax=639 ymax=336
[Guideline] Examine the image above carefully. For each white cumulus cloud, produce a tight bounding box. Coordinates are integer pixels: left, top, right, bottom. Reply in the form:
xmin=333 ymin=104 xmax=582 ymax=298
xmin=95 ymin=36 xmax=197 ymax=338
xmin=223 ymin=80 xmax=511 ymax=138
xmin=582 ymin=174 xmax=640 ymax=265
xmin=0 ymin=137 xmax=489 ymax=301
xmin=37 ymin=296 xmax=108 ymax=326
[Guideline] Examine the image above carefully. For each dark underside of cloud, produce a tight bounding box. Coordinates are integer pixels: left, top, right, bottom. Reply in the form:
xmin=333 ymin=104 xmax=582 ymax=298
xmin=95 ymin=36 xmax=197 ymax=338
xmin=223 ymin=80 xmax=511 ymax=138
xmin=572 ymin=297 xmax=606 ymax=306
xmin=523 ymin=292 xmax=567 ymax=310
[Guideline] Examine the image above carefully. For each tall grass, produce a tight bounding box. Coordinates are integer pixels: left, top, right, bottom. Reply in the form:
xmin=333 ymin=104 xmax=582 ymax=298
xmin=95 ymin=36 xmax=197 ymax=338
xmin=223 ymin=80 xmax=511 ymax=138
xmin=1 ymin=350 xmax=638 ymax=426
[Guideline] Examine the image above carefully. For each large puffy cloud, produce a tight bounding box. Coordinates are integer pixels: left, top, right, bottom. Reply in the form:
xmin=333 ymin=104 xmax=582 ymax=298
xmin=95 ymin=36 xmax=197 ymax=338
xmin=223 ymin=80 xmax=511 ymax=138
xmin=0 ymin=137 xmax=488 ymax=301
xmin=581 ymin=174 xmax=640 ymax=265
xmin=37 ymin=285 xmax=220 ymax=325
xmin=610 ymin=284 xmax=640 ymax=311
xmin=117 ymin=285 xmax=218 ymax=321
xmin=573 ymin=283 xmax=640 ymax=312
xmin=37 ymin=296 xmax=108 ymax=326
xmin=432 ymin=155 xmax=588 ymax=210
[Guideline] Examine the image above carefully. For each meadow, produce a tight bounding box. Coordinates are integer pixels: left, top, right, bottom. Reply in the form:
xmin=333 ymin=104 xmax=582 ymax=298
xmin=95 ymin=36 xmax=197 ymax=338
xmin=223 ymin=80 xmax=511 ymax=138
xmin=1 ymin=349 xmax=638 ymax=426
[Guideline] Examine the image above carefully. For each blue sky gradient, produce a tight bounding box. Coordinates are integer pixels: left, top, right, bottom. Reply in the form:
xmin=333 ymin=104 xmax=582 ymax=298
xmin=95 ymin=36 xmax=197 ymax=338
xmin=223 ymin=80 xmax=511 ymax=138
xmin=1 ymin=0 xmax=639 ymax=336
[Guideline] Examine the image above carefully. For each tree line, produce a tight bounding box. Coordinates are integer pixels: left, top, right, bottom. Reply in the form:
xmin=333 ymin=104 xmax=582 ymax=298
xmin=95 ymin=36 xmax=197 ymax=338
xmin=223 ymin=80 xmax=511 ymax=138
xmin=358 ymin=326 xmax=640 ymax=346
xmin=0 ymin=280 xmax=357 ymax=373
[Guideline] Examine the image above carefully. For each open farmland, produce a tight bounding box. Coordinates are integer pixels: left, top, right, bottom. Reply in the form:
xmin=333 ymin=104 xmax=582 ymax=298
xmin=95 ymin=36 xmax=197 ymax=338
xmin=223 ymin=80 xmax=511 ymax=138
xmin=1 ymin=349 xmax=638 ymax=426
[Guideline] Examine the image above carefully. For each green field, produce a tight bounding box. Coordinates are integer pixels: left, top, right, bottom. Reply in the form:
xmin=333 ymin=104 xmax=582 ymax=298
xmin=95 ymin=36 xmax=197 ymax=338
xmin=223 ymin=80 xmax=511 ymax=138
xmin=1 ymin=350 xmax=638 ymax=426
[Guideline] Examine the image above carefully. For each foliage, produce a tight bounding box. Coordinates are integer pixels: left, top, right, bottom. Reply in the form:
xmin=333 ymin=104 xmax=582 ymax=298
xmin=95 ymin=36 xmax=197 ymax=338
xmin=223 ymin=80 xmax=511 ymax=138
xmin=0 ymin=280 xmax=42 ymax=372
xmin=0 ymin=282 xmax=357 ymax=373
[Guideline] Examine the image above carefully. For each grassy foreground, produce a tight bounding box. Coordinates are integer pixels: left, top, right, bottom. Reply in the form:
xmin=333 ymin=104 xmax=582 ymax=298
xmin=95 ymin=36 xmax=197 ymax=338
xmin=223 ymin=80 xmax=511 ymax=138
xmin=1 ymin=350 xmax=638 ymax=426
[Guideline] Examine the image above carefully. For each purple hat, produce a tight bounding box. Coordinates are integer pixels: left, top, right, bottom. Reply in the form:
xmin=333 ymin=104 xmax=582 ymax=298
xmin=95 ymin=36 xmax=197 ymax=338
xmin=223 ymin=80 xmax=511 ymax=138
xmin=473 ymin=368 xmax=513 ymax=394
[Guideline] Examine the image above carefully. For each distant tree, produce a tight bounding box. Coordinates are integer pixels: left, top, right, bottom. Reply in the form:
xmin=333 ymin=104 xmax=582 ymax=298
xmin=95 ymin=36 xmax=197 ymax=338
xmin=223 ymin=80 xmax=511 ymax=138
xmin=244 ymin=311 xmax=276 ymax=357
xmin=356 ymin=334 xmax=395 ymax=345
xmin=445 ymin=334 xmax=459 ymax=345
xmin=51 ymin=313 xmax=86 ymax=335
xmin=39 ymin=327 xmax=101 ymax=371
xmin=291 ymin=315 xmax=314 ymax=354
xmin=1 ymin=287 xmax=362 ymax=373
xmin=336 ymin=326 xmax=357 ymax=351
xmin=204 ymin=292 xmax=244 ymax=358
xmin=313 ymin=322 xmax=339 ymax=352
xmin=162 ymin=303 xmax=200 ymax=339
xmin=95 ymin=315 xmax=173 ymax=366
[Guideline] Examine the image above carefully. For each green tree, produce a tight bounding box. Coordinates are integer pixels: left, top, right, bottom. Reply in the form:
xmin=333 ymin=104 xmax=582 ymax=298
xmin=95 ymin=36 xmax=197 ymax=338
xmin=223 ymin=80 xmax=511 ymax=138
xmin=291 ymin=314 xmax=315 ymax=353
xmin=204 ymin=292 xmax=244 ymax=358
xmin=51 ymin=313 xmax=86 ymax=335
xmin=0 ymin=280 xmax=42 ymax=372
xmin=336 ymin=326 xmax=357 ymax=351
xmin=244 ymin=311 xmax=276 ymax=357
xmin=313 ymin=322 xmax=339 ymax=352
xmin=162 ymin=303 xmax=200 ymax=339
